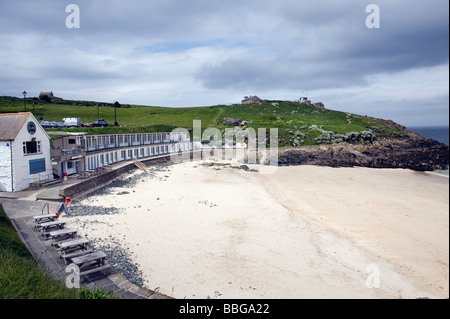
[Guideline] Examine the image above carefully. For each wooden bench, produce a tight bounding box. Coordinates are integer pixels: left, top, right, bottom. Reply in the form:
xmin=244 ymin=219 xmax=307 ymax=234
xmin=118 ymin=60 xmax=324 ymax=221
xmin=38 ymin=220 xmax=66 ymax=234
xmin=57 ymin=238 xmax=89 ymax=255
xmin=47 ymin=228 xmax=77 ymax=245
xmin=33 ymin=213 xmax=57 ymax=227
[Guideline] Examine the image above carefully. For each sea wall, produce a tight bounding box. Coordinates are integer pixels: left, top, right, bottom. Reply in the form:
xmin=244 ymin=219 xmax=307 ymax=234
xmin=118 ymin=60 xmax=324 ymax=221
xmin=60 ymin=156 xmax=172 ymax=198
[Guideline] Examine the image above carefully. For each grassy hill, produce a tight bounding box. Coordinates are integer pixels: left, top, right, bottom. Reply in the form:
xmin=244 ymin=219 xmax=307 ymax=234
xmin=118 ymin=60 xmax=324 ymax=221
xmin=0 ymin=96 xmax=408 ymax=147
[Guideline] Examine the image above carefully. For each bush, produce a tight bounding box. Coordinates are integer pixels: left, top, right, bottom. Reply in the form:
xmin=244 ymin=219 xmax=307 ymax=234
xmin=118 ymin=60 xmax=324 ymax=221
xmin=78 ymin=287 xmax=115 ymax=299
xmin=311 ymin=125 xmax=376 ymax=144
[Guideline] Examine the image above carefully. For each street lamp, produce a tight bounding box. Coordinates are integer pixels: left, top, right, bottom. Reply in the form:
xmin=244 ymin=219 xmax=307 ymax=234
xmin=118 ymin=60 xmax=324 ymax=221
xmin=22 ymin=90 xmax=27 ymax=112
xmin=113 ymin=101 xmax=120 ymax=126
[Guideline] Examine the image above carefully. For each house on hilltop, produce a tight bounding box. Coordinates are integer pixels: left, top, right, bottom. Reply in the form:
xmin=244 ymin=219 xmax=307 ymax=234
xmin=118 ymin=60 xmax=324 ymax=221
xmin=242 ymin=96 xmax=262 ymax=104
xmin=39 ymin=91 xmax=62 ymax=102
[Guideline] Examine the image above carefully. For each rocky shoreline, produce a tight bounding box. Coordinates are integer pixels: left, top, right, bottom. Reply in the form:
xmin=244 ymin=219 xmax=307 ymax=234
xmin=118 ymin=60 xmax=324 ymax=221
xmin=277 ymin=133 xmax=449 ymax=171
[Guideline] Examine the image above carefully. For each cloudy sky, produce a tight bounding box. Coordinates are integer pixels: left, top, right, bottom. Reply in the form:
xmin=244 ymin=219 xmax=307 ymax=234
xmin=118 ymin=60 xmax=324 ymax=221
xmin=0 ymin=0 xmax=448 ymax=126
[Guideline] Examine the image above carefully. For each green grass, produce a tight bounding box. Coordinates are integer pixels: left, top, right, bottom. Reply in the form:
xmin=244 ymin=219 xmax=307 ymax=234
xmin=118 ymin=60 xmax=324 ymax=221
xmin=0 ymin=204 xmax=113 ymax=299
xmin=0 ymin=96 xmax=409 ymax=147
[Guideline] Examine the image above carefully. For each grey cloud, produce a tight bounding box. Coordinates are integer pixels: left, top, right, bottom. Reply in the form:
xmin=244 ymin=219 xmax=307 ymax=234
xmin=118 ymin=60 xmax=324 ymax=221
xmin=195 ymin=1 xmax=449 ymax=91
xmin=0 ymin=0 xmax=448 ymax=125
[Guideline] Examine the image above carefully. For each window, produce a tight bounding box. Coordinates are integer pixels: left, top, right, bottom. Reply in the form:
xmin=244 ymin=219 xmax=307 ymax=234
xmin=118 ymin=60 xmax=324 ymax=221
xmin=67 ymin=162 xmax=73 ymax=169
xmin=23 ymin=141 xmax=41 ymax=154
xmin=68 ymin=139 xmax=76 ymax=145
xmin=29 ymin=158 xmax=45 ymax=174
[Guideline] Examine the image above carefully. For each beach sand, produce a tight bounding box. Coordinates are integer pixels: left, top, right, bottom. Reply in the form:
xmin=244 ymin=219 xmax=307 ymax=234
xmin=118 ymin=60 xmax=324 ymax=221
xmin=65 ymin=161 xmax=449 ymax=299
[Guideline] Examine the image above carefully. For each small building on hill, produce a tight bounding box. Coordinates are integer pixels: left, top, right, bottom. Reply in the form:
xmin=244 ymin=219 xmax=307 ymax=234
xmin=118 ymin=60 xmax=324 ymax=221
xmin=39 ymin=91 xmax=62 ymax=102
xmin=0 ymin=112 xmax=53 ymax=192
xmin=242 ymin=96 xmax=263 ymax=104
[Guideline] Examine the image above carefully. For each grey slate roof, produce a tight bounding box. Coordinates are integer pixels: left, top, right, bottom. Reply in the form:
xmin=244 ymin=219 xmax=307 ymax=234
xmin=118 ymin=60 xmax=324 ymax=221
xmin=0 ymin=112 xmax=30 ymax=140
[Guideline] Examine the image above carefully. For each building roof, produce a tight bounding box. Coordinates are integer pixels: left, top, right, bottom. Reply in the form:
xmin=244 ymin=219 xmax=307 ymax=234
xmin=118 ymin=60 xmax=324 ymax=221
xmin=0 ymin=113 xmax=31 ymax=141
xmin=0 ymin=112 xmax=49 ymax=141
xmin=242 ymin=96 xmax=262 ymax=102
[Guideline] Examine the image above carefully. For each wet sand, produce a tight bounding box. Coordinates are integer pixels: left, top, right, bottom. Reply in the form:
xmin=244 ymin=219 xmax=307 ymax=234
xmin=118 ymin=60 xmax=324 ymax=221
xmin=65 ymin=161 xmax=449 ymax=299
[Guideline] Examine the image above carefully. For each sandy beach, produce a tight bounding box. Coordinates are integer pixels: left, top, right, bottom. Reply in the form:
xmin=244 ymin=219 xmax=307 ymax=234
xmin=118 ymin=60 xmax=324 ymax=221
xmin=65 ymin=161 xmax=449 ymax=299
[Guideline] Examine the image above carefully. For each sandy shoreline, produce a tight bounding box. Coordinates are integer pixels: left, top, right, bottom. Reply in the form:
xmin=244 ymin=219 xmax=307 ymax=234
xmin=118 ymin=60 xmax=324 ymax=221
xmin=65 ymin=161 xmax=449 ymax=299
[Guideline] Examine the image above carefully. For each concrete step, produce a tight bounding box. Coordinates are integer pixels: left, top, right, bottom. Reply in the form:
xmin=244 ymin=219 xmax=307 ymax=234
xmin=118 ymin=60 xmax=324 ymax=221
xmin=30 ymin=179 xmax=62 ymax=189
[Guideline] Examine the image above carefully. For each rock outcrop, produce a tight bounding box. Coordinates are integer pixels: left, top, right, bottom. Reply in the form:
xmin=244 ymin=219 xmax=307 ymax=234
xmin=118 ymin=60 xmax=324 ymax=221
xmin=277 ymin=132 xmax=449 ymax=171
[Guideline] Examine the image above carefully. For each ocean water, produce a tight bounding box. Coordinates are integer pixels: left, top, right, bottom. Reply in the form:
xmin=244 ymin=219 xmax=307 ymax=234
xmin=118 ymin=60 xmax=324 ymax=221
xmin=408 ymin=126 xmax=449 ymax=177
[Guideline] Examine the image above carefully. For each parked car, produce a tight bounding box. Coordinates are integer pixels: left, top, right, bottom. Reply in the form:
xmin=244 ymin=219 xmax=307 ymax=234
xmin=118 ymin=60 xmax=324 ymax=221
xmin=39 ymin=120 xmax=54 ymax=128
xmin=81 ymin=122 xmax=90 ymax=127
xmin=51 ymin=121 xmax=66 ymax=128
xmin=90 ymin=119 xmax=108 ymax=127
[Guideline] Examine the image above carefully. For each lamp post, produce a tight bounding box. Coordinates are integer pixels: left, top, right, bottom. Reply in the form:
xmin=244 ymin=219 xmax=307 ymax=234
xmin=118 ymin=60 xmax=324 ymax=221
xmin=22 ymin=90 xmax=27 ymax=112
xmin=113 ymin=101 xmax=119 ymax=126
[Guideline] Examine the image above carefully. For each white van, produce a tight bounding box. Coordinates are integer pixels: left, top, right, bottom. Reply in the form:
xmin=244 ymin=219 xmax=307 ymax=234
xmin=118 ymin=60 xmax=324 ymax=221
xmin=63 ymin=117 xmax=81 ymax=127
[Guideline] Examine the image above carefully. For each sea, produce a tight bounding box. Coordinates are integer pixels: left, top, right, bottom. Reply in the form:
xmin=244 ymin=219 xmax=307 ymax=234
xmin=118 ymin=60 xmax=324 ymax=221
xmin=407 ymin=126 xmax=449 ymax=177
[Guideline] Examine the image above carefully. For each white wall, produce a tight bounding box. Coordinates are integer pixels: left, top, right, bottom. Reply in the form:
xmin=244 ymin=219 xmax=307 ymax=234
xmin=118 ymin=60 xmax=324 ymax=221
xmin=0 ymin=141 xmax=13 ymax=191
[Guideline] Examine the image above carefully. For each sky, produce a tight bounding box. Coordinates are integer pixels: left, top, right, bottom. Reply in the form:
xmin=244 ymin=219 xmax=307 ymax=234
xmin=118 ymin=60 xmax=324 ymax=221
xmin=0 ymin=0 xmax=448 ymax=126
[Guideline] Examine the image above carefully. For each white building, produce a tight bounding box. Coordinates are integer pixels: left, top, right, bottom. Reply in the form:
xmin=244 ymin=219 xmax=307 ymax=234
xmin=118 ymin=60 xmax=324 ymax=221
xmin=0 ymin=112 xmax=53 ymax=192
xmin=51 ymin=131 xmax=192 ymax=177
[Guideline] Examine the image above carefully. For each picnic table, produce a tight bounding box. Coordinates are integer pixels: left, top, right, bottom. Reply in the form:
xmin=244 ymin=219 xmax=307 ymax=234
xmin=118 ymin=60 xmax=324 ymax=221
xmin=39 ymin=220 xmax=66 ymax=234
xmin=47 ymin=228 xmax=77 ymax=244
xmin=71 ymin=251 xmax=111 ymax=278
xmin=61 ymin=249 xmax=94 ymax=265
xmin=33 ymin=213 xmax=57 ymax=227
xmin=72 ymin=250 xmax=107 ymax=269
xmin=57 ymin=238 xmax=89 ymax=255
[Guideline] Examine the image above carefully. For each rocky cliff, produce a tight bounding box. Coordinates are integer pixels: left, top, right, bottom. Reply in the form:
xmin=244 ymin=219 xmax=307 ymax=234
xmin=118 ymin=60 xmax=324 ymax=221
xmin=277 ymin=129 xmax=449 ymax=171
